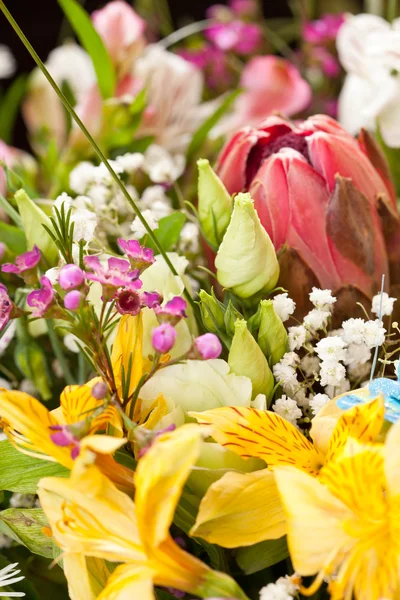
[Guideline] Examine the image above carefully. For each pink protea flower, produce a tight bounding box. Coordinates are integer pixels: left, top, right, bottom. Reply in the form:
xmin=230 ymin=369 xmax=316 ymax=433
xmin=154 ymin=296 xmax=187 ymax=325
xmin=216 ymin=114 xmax=400 ymax=316
xmin=0 ymin=284 xmax=12 ymax=331
xmin=117 ymin=238 xmax=155 ymax=272
xmin=1 ymin=245 xmax=41 ymax=283
xmin=27 ymin=276 xmax=55 ymax=318
xmin=84 ymin=255 xmax=142 ymax=301
xmin=205 ymin=21 xmax=262 ymax=55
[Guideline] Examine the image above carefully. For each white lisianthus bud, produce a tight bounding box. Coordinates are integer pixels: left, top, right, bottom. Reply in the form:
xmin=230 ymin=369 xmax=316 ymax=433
xmin=197 ymin=158 xmax=232 ymax=247
xmin=215 ymin=193 xmax=279 ymax=300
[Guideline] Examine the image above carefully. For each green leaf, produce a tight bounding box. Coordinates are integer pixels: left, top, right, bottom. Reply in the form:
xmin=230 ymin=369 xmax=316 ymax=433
xmin=186 ymin=90 xmax=241 ymax=160
xmin=0 ymin=440 xmax=68 ymax=494
xmin=58 ymin=0 xmax=116 ymax=99
xmin=0 ymin=508 xmax=57 ymax=558
xmin=0 ymin=221 xmax=26 ymax=255
xmin=14 ymin=189 xmax=58 ymax=264
xmin=235 ymin=536 xmax=289 ymax=574
xmin=0 ymin=75 xmax=27 ymax=143
xmin=145 ymin=212 xmax=186 ymax=252
xmin=15 ymin=336 xmax=52 ymax=401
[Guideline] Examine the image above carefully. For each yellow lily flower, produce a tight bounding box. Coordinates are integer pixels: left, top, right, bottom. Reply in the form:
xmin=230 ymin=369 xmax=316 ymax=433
xmin=274 ymin=422 xmax=400 ymax=600
xmin=38 ymin=425 xmax=249 ymax=600
xmin=0 ymin=382 xmax=133 ymax=494
xmin=189 ymin=397 xmax=384 ymax=547
xmin=111 ymin=314 xmax=146 ymax=403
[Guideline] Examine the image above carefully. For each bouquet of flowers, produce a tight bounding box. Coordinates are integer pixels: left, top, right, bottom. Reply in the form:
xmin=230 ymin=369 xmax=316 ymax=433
xmin=1 ymin=0 xmax=400 ymax=598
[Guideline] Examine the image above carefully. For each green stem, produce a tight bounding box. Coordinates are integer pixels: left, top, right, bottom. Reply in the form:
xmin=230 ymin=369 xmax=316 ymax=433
xmin=0 ymin=1 xmax=196 ymax=312
xmin=387 ymin=0 xmax=398 ymax=21
xmin=47 ymin=319 xmax=75 ymax=384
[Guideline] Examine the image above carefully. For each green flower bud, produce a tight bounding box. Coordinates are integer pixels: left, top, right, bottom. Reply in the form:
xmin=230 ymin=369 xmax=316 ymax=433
xmin=198 ymin=288 xmax=226 ymax=334
xmin=224 ymin=300 xmax=243 ymax=337
xmin=197 ymin=158 xmax=232 ymax=247
xmin=228 ymin=319 xmax=274 ymax=400
xmin=215 ymin=193 xmax=279 ymax=300
xmin=15 ymin=189 xmax=58 ymax=265
xmin=258 ymin=300 xmax=288 ymax=365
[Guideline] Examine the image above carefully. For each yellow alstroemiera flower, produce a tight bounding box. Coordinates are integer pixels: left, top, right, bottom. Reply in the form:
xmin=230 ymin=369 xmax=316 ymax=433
xmin=275 ymin=420 xmax=400 ymax=600
xmin=0 ymin=381 xmax=134 ymax=493
xmin=38 ymin=425 xmax=249 ymax=600
xmin=189 ymin=397 xmax=384 ymax=547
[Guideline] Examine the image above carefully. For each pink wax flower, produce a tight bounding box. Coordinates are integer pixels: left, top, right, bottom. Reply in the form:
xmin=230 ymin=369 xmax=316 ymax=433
xmin=0 ymin=284 xmax=12 ymax=331
xmin=115 ymin=289 xmax=142 ymax=315
xmin=154 ymin=296 xmax=187 ymax=325
xmin=313 ymin=47 xmax=341 ymax=77
xmin=142 ymin=291 xmax=163 ymax=309
xmin=205 ymin=21 xmax=262 ymax=55
xmin=303 ymin=13 xmax=345 ymax=44
xmin=194 ymin=333 xmax=223 ymax=359
xmin=152 ymin=323 xmax=177 ymax=354
xmin=64 ymin=290 xmax=83 ymax=311
xmin=84 ymin=255 xmax=142 ymax=300
xmin=58 ymin=264 xmax=85 ymax=290
xmin=27 ymin=276 xmax=55 ymax=318
xmin=117 ymin=238 xmax=155 ymax=272
xmin=229 ymin=0 xmax=257 ymax=17
xmin=49 ymin=424 xmax=80 ymax=460
xmin=1 ymin=245 xmax=41 ymax=282
xmin=179 ymin=46 xmax=232 ymax=89
xmin=91 ymin=0 xmax=146 ymax=77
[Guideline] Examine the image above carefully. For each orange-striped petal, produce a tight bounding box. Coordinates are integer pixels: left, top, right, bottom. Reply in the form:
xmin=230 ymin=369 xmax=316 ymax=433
xmin=191 ymin=406 xmax=323 ymax=475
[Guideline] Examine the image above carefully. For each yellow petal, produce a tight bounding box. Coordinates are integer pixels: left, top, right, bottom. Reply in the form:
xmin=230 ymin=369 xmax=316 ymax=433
xmin=191 ymin=469 xmax=286 ymax=547
xmin=97 ymin=564 xmax=155 ymax=600
xmin=60 ymin=381 xmax=121 ymax=433
xmin=324 ymin=396 xmax=384 ymax=464
xmin=80 ymin=435 xmax=127 ymax=455
xmin=0 ymin=389 xmax=73 ymax=468
xmin=63 ymin=554 xmax=111 ymax=600
xmin=38 ymin=462 xmax=145 ymax=563
xmin=274 ymin=466 xmax=352 ymax=576
xmin=111 ymin=314 xmax=143 ymax=402
xmin=190 ymin=406 xmax=323 ymax=475
xmin=384 ymin=419 xmax=400 ymax=497
xmin=134 ymin=424 xmax=203 ymax=549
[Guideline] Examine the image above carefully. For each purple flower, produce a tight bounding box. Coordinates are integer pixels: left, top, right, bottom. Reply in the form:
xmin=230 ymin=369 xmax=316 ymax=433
xmin=117 ymin=238 xmax=155 ymax=272
xmin=58 ymin=264 xmax=85 ymax=290
xmin=115 ymin=289 xmax=142 ymax=316
xmin=152 ymin=323 xmax=177 ymax=354
xmin=141 ymin=290 xmax=163 ymax=309
xmin=27 ymin=276 xmax=55 ymax=318
xmin=154 ymin=296 xmax=187 ymax=325
xmin=194 ymin=333 xmax=223 ymax=359
xmin=84 ymin=255 xmax=142 ymax=301
xmin=302 ymin=13 xmax=345 ymax=44
xmin=1 ymin=245 xmax=41 ymax=282
xmin=64 ymin=290 xmax=83 ymax=311
xmin=205 ymin=21 xmax=262 ymax=55
xmin=0 ymin=284 xmax=12 ymax=331
xmin=49 ymin=425 xmax=80 ymax=460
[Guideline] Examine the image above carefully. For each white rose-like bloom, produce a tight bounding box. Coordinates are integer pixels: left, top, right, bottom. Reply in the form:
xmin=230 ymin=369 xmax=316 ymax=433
xmin=315 ymin=336 xmax=347 ymax=363
xmin=272 ymin=293 xmax=296 ymax=322
xmin=309 ymin=393 xmax=330 ymax=416
xmin=272 ymin=396 xmax=302 ymax=426
xmin=309 ymin=287 xmax=336 ymax=311
xmin=337 ymin=13 xmax=400 ymax=146
xmin=371 ymin=292 xmax=396 ymax=316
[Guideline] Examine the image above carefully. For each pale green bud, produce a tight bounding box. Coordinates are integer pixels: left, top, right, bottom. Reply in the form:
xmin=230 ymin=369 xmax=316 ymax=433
xmin=197 ymin=158 xmax=232 ymax=247
xmin=15 ymin=189 xmax=58 ymax=264
xmin=215 ymin=193 xmax=279 ymax=300
xmin=258 ymin=300 xmax=288 ymax=365
xmin=198 ymin=288 xmax=226 ymax=334
xmin=224 ymin=300 xmax=243 ymax=337
xmin=228 ymin=319 xmax=274 ymax=400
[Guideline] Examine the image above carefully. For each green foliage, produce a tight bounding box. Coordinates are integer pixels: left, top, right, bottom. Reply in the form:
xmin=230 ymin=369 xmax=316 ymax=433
xmin=235 ymin=537 xmax=289 ymax=574
xmin=14 ymin=189 xmax=58 ymax=264
xmin=102 ymin=89 xmax=147 ymax=149
xmin=14 ymin=327 xmax=52 ymax=401
xmin=145 ymin=212 xmax=186 ymax=252
xmin=58 ymin=0 xmax=116 ymax=99
xmin=0 ymin=74 xmax=27 ymax=143
xmin=0 ymin=221 xmax=26 ymax=255
xmin=0 ymin=440 xmax=68 ymax=494
xmin=0 ymin=508 xmax=58 ymax=558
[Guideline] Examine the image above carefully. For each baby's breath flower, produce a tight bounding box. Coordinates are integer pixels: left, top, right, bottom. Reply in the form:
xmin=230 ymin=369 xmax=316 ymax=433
xmin=272 ymin=293 xmax=296 ymax=322
xmin=342 ymin=318 xmax=366 ymax=345
xmin=344 ymin=343 xmax=371 ymax=367
xmin=309 ymin=287 xmax=336 ymax=311
xmin=280 ymin=352 xmax=300 ymax=367
xmin=363 ymin=320 xmax=386 ymax=349
xmin=371 ymin=291 xmax=396 ymax=317
xmin=304 ymin=308 xmax=330 ymax=330
xmin=273 ymin=362 xmax=298 ymax=391
xmin=69 ymin=161 xmax=96 ymax=194
xmin=143 ymin=144 xmax=185 ymax=183
xmin=115 ymin=152 xmax=144 ymax=173
xmin=272 ymin=396 xmax=302 ymax=426
xmin=315 ymin=336 xmax=347 ymax=363
xmin=309 ymin=393 xmax=330 ymax=415
xmin=300 ymin=354 xmax=320 ymax=377
xmin=288 ymin=325 xmax=307 ymax=350
xmin=180 ymin=222 xmax=200 ymax=253
xmin=324 ymin=377 xmax=350 ymax=398
xmin=130 ymin=209 xmax=158 ymax=239
xmin=320 ymin=362 xmax=346 ymax=387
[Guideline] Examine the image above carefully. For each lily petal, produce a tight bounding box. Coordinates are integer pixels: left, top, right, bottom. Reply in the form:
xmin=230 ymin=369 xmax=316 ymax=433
xmin=111 ymin=314 xmax=144 ymax=402
xmin=63 ymin=554 xmax=111 ymax=600
xmin=97 ymin=564 xmax=155 ymax=600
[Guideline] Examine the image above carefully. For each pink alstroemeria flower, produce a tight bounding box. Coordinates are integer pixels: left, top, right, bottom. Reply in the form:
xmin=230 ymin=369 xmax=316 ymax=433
xmin=117 ymin=238 xmax=155 ymax=272
xmin=1 ymin=245 xmax=41 ymax=282
xmin=84 ymin=255 xmax=142 ymax=301
xmin=0 ymin=284 xmax=12 ymax=331
xmin=27 ymin=276 xmax=55 ymax=318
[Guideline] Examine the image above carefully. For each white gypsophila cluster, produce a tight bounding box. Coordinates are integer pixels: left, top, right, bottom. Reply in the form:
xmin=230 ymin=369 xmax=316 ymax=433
xmin=342 ymin=318 xmax=386 ymax=348
xmin=272 ymin=293 xmax=296 ymax=322
xmin=371 ymin=292 xmax=396 ymax=317
xmin=309 ymin=287 xmax=337 ymax=311
xmin=288 ymin=325 xmax=307 ymax=351
xmin=130 ymin=209 xmax=159 ymax=239
xmin=309 ymin=393 xmax=330 ymax=416
xmin=315 ymin=336 xmax=347 ymax=387
xmin=142 ymin=144 xmax=185 ymax=183
xmin=53 ymin=192 xmax=98 ymax=245
xmin=259 ymin=575 xmax=299 ymax=600
xmin=272 ymin=396 xmax=302 ymax=426
xmin=180 ymin=222 xmax=201 ymax=254
xmin=303 ymin=288 xmax=337 ymax=333
xmin=273 ymin=362 xmax=299 ymax=395
xmin=141 ymin=185 xmax=172 ymax=218
xmin=0 ymin=45 xmax=16 ymax=79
